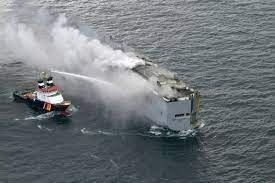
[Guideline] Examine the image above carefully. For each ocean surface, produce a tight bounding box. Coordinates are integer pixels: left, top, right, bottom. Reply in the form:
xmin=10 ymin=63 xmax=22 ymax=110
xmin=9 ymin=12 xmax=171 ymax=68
xmin=0 ymin=0 xmax=274 ymax=182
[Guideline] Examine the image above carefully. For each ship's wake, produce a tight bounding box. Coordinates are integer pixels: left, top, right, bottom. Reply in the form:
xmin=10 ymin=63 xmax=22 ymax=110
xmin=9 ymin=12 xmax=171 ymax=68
xmin=65 ymin=104 xmax=79 ymax=114
xmin=24 ymin=111 xmax=56 ymax=121
xmin=80 ymin=126 xmax=199 ymax=139
xmin=148 ymin=125 xmax=197 ymax=139
xmin=22 ymin=105 xmax=78 ymax=121
xmin=37 ymin=124 xmax=53 ymax=132
xmin=0 ymin=89 xmax=14 ymax=100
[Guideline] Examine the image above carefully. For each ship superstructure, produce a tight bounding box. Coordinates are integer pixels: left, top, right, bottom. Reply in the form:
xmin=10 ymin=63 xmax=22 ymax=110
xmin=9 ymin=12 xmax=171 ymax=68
xmin=132 ymin=60 xmax=200 ymax=131
xmin=36 ymin=76 xmax=64 ymax=105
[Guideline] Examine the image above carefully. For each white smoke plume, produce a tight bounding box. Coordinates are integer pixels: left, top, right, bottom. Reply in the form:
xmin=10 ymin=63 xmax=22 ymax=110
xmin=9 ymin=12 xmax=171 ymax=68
xmin=0 ymin=14 xmax=144 ymax=71
xmin=0 ymin=9 xmax=152 ymax=124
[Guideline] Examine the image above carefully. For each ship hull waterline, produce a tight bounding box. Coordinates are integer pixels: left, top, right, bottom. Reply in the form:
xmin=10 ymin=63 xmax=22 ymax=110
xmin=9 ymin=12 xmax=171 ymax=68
xmin=13 ymin=90 xmax=71 ymax=114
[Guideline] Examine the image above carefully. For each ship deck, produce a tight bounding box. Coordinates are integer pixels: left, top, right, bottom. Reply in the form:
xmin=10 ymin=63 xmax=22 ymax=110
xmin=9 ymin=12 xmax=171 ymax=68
xmin=132 ymin=62 xmax=195 ymax=99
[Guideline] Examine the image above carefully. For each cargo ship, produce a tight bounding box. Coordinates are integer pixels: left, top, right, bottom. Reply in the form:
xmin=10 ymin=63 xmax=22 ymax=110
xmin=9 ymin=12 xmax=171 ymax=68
xmin=132 ymin=58 xmax=201 ymax=131
xmin=13 ymin=72 xmax=71 ymax=113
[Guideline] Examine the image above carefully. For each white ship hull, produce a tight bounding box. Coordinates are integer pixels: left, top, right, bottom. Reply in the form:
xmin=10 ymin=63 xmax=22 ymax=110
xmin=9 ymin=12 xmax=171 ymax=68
xmin=132 ymin=60 xmax=200 ymax=131
xmin=141 ymin=88 xmax=200 ymax=131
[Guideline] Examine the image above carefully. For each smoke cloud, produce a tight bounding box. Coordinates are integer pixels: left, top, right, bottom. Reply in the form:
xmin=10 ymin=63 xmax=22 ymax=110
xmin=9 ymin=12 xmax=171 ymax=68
xmin=0 ymin=14 xmax=144 ymax=70
xmin=0 ymin=8 xmax=152 ymax=124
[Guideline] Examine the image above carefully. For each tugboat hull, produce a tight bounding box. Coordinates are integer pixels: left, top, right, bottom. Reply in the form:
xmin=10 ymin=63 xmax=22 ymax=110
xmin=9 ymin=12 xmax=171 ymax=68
xmin=13 ymin=90 xmax=71 ymax=113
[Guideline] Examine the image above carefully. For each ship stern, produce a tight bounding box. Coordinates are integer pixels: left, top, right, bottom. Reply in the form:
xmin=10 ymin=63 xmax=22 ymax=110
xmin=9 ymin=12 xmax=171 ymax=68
xmin=164 ymin=91 xmax=200 ymax=131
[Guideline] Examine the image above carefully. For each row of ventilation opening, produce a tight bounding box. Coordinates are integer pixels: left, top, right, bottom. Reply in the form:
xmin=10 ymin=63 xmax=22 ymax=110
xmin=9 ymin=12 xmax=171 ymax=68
xmin=175 ymin=113 xmax=190 ymax=118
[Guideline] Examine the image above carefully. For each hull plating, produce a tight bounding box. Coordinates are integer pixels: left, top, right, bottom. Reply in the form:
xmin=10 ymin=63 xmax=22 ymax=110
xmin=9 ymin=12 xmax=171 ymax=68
xmin=13 ymin=91 xmax=70 ymax=113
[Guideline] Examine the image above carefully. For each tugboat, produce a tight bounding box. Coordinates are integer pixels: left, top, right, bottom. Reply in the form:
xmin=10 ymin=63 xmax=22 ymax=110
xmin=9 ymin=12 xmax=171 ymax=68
xmin=13 ymin=72 xmax=71 ymax=113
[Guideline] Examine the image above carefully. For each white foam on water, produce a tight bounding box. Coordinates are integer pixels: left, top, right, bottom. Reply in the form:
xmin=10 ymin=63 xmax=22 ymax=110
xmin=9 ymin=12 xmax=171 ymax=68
xmin=97 ymin=130 xmax=116 ymax=136
xmin=24 ymin=111 xmax=56 ymax=121
xmin=36 ymin=124 xmax=53 ymax=131
xmin=37 ymin=124 xmax=42 ymax=129
xmin=80 ymin=126 xmax=196 ymax=139
xmin=0 ymin=90 xmax=13 ymax=98
xmin=178 ymin=129 xmax=196 ymax=137
xmin=198 ymin=122 xmax=205 ymax=129
xmin=148 ymin=125 xmax=197 ymax=139
xmin=81 ymin=128 xmax=98 ymax=135
xmin=65 ymin=104 xmax=78 ymax=114
xmin=80 ymin=128 xmax=116 ymax=136
xmin=90 ymin=154 xmax=100 ymax=160
xmin=109 ymin=159 xmax=119 ymax=169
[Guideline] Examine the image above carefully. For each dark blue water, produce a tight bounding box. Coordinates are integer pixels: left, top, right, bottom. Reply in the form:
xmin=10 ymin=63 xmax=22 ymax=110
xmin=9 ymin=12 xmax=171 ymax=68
xmin=0 ymin=0 xmax=274 ymax=182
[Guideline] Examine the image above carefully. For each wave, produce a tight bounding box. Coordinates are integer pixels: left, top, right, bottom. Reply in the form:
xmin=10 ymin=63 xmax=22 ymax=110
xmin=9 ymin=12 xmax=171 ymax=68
xmin=24 ymin=111 xmax=56 ymax=121
xmin=37 ymin=124 xmax=53 ymax=131
xmin=148 ymin=125 xmax=197 ymax=139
